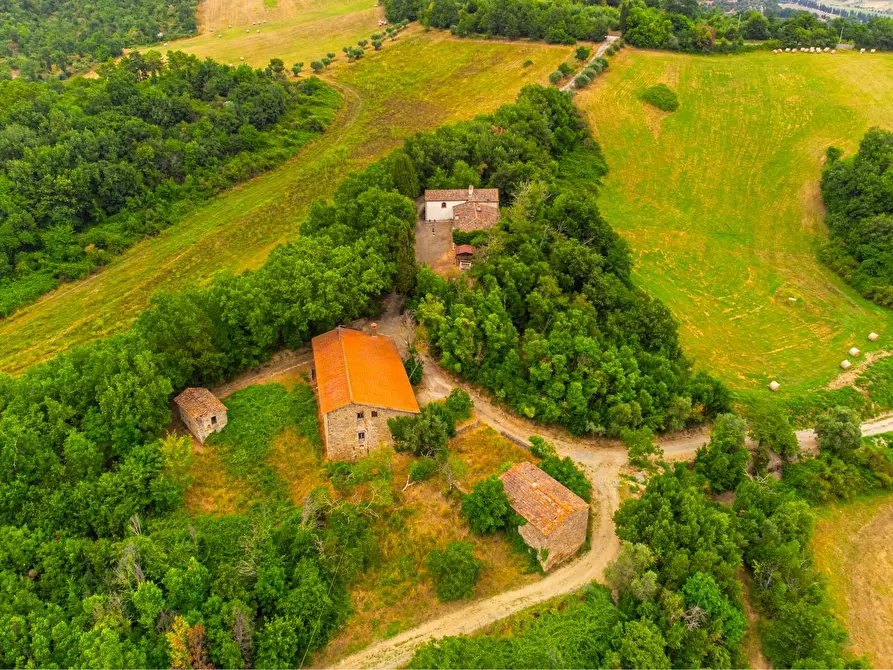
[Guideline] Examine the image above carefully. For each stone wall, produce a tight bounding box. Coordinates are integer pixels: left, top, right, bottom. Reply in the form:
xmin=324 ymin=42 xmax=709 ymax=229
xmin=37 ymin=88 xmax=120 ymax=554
xmin=517 ymin=505 xmax=588 ymax=571
xmin=323 ymin=403 xmax=414 ymax=461
xmin=178 ymin=406 xmax=227 ymax=444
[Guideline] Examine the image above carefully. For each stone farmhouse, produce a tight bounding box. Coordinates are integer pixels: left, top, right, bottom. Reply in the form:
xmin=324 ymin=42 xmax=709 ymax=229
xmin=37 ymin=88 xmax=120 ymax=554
xmin=311 ymin=325 xmax=420 ymax=461
xmin=174 ymin=387 xmax=228 ymax=444
xmin=500 ymin=461 xmax=589 ymax=571
xmin=424 ymin=185 xmax=499 ymax=228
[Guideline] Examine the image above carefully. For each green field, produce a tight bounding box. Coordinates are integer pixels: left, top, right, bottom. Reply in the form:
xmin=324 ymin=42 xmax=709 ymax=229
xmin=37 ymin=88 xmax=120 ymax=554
xmin=0 ymin=31 xmax=574 ymax=373
xmin=579 ymin=49 xmax=893 ymax=393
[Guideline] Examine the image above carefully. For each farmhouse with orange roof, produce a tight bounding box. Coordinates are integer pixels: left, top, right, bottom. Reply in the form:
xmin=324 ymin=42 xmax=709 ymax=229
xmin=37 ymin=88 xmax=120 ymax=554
xmin=311 ymin=325 xmax=420 ymax=461
xmin=500 ymin=461 xmax=589 ymax=570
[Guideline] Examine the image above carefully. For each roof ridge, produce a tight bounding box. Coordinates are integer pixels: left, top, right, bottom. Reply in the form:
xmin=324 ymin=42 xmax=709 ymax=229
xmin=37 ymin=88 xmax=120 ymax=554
xmin=516 ymin=462 xmax=578 ymax=515
xmin=337 ymin=326 xmax=355 ymax=404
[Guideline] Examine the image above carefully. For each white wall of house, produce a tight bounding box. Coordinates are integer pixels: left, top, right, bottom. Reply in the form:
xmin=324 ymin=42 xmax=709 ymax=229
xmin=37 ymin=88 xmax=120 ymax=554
xmin=425 ymin=199 xmax=465 ymax=222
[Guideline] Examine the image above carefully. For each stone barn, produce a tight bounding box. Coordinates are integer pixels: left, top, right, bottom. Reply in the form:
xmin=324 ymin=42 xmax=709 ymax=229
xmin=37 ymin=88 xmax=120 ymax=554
xmin=424 ymin=185 xmax=499 ymax=222
xmin=174 ymin=388 xmax=228 ymax=443
xmin=500 ymin=461 xmax=589 ymax=571
xmin=311 ymin=325 xmax=420 ymax=461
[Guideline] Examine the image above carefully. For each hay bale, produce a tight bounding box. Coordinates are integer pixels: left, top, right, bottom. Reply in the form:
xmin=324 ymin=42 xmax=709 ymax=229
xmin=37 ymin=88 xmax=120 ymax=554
xmin=869 ymin=332 xmax=880 ymax=342
xmin=824 ymin=47 xmax=830 ymax=52
xmin=769 ymin=381 xmax=781 ymax=392
xmin=840 ymin=360 xmax=852 ymax=370
xmin=832 ymin=49 xmax=837 ymax=54
xmin=849 ymin=347 xmax=861 ymax=357
xmin=860 ymin=48 xmax=866 ymax=53
xmin=871 ymin=48 xmax=877 ymax=53
xmin=785 ymin=48 xmax=791 ymax=52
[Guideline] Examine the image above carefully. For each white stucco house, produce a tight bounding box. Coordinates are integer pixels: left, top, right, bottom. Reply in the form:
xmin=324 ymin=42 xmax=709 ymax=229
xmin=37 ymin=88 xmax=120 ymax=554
xmin=424 ymin=185 xmax=499 ymax=222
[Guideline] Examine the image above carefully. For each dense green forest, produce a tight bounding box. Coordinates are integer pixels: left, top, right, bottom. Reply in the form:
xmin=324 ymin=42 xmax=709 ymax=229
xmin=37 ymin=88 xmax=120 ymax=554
xmin=0 ymin=0 xmax=198 ymax=77
xmin=385 ymin=0 xmax=893 ymax=53
xmin=0 ymin=52 xmax=340 ymax=316
xmin=411 ymin=410 xmax=891 ymax=668
xmin=4 ymin=84 xmax=688 ymax=667
xmin=409 ymin=113 xmax=728 ymax=436
xmin=820 ymin=128 xmax=893 ymax=308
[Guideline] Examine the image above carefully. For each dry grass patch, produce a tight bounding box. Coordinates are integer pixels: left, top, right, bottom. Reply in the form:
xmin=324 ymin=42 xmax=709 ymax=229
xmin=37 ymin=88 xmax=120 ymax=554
xmin=813 ymin=491 xmax=893 ymax=667
xmin=184 ymin=444 xmax=255 ymax=515
xmin=316 ymin=428 xmax=542 ymax=664
xmin=267 ymin=426 xmax=329 ymax=506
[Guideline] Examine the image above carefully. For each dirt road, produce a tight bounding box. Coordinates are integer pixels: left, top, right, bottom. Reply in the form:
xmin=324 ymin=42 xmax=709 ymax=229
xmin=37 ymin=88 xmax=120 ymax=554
xmin=560 ymin=35 xmax=620 ymax=93
xmin=335 ymin=350 xmax=893 ymax=669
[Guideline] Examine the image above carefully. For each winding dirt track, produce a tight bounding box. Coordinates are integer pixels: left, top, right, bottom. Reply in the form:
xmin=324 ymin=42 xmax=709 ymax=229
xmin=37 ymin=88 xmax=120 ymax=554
xmin=333 ymin=353 xmax=893 ymax=669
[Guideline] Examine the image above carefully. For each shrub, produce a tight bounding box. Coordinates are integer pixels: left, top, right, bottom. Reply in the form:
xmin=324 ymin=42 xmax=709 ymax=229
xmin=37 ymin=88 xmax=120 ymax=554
xmin=426 ymin=541 xmax=482 ymax=601
xmin=404 ymin=353 xmax=423 ymax=385
xmin=445 ymin=388 xmax=474 ymax=422
xmin=462 ymin=476 xmax=511 ymax=533
xmin=557 ymin=62 xmax=575 ymax=76
xmin=388 ymin=403 xmax=454 ymax=458
xmin=640 ymin=84 xmax=679 ymax=112
xmin=452 ymin=229 xmax=489 ymax=246
xmin=523 ymin=59 xmax=534 ymax=67
xmin=410 ymin=456 xmax=439 ymax=483
xmin=529 ymin=435 xmax=558 ymax=459
xmin=548 ymin=71 xmax=562 ymax=85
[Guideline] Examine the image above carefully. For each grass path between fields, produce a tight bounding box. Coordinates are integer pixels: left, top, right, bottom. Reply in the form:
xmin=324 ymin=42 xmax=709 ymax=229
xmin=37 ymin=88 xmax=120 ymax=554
xmin=0 ymin=32 xmax=574 ymax=373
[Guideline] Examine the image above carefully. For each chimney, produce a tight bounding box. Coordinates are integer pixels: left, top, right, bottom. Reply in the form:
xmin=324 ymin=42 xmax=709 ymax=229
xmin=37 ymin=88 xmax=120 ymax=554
xmin=468 ymin=184 xmax=474 ymax=198
xmin=370 ymin=322 xmax=377 ymax=337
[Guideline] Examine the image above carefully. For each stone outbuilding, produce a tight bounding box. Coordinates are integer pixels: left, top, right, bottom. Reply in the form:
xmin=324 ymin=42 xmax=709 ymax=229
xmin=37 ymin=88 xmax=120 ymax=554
xmin=311 ymin=325 xmax=420 ymax=461
xmin=174 ymin=388 xmax=228 ymax=443
xmin=455 ymin=244 xmax=476 ymax=270
xmin=500 ymin=461 xmax=589 ymax=571
xmin=424 ymin=185 xmax=499 ymax=223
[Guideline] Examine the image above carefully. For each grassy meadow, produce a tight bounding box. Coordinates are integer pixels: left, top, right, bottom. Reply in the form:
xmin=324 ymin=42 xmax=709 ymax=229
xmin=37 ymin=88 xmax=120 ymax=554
xmin=0 ymin=32 xmax=575 ymax=373
xmin=813 ymin=486 xmax=893 ymax=667
xmin=578 ymin=49 xmax=893 ymax=394
xmin=177 ymin=0 xmax=383 ymax=71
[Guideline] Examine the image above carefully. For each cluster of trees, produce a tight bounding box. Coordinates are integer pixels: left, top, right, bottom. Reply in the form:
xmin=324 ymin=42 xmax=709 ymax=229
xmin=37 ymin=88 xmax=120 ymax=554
xmin=385 ymin=0 xmax=619 ymax=44
xmin=623 ymin=0 xmax=841 ymax=52
xmin=411 ymin=87 xmax=728 ymax=437
xmin=0 ymin=52 xmax=340 ymax=316
xmin=0 ymin=0 xmax=197 ymax=78
xmin=851 ymin=17 xmax=893 ymax=49
xmin=820 ymin=128 xmax=893 ymax=307
xmin=414 ymin=464 xmax=750 ymax=668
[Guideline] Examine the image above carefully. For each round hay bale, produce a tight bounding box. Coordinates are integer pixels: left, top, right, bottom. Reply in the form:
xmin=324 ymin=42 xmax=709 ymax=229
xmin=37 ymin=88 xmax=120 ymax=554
xmin=869 ymin=332 xmax=880 ymax=342
xmin=824 ymin=47 xmax=830 ymax=52
xmin=840 ymin=359 xmax=852 ymax=370
xmin=860 ymin=48 xmax=866 ymax=53
xmin=871 ymin=48 xmax=877 ymax=53
xmin=240 ymin=56 xmax=244 ymax=60
xmin=832 ymin=49 xmax=837 ymax=54
xmin=849 ymin=347 xmax=861 ymax=357
xmin=769 ymin=380 xmax=781 ymax=392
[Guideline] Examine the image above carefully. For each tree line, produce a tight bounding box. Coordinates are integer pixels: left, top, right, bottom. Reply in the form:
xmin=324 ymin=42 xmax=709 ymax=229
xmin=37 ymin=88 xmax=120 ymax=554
xmin=385 ymin=0 xmax=893 ymax=53
xmin=385 ymin=0 xmax=619 ymax=44
xmin=820 ymin=128 xmax=893 ymax=308
xmin=0 ymin=0 xmax=198 ymax=78
xmin=0 ymin=52 xmax=340 ymax=316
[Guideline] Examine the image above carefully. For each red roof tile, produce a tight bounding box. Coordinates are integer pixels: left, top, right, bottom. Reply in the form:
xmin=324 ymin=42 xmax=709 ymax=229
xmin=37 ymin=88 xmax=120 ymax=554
xmin=499 ymin=461 xmax=588 ymax=536
xmin=311 ymin=327 xmax=420 ymax=415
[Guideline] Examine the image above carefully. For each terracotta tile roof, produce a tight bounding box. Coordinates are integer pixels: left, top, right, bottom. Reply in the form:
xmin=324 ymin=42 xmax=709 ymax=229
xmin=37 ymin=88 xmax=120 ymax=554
xmin=499 ymin=462 xmax=588 ymax=536
xmin=311 ymin=327 xmax=420 ymax=416
xmin=174 ymin=388 xmax=227 ymax=420
xmin=452 ymin=201 xmax=500 ymax=227
xmin=455 ymin=244 xmax=476 ymax=255
xmin=424 ymin=187 xmax=499 ymax=203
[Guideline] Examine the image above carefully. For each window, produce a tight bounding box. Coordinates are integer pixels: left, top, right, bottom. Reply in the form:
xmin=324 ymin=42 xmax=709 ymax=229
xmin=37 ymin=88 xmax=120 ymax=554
xmin=371 ymin=410 xmax=378 ymax=418
xmin=441 ymin=202 xmax=447 ymax=208
xmin=358 ymin=431 xmax=366 ymax=441
xmin=357 ymin=411 xmax=364 ymax=419
xmin=211 ymin=415 xmax=217 ymax=425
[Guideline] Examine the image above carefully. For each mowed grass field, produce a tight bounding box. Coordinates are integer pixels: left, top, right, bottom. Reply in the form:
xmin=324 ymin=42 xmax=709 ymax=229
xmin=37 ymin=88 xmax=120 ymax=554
xmin=578 ymin=49 xmax=893 ymax=393
xmin=813 ymin=490 xmax=893 ymax=667
xmin=179 ymin=0 xmax=384 ymax=71
xmin=0 ymin=31 xmax=574 ymax=373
